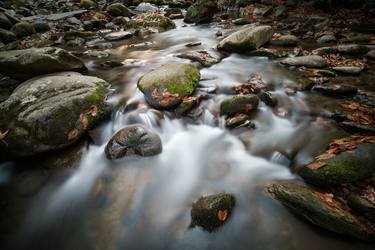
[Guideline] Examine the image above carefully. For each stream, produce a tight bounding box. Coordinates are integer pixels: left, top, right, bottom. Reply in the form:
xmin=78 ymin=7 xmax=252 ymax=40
xmin=1 ymin=18 xmax=374 ymax=250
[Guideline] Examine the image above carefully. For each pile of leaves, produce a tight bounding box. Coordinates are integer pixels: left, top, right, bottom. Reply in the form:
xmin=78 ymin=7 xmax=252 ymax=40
xmin=151 ymin=88 xmax=181 ymax=108
xmin=340 ymin=101 xmax=375 ymax=126
xmin=322 ymin=54 xmax=365 ymax=68
xmin=306 ymin=135 xmax=375 ymax=170
xmin=313 ymin=191 xmax=344 ymax=210
xmin=233 ymin=73 xmax=265 ymax=95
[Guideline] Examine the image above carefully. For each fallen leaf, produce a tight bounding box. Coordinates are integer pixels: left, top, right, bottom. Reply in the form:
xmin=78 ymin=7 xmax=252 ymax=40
xmin=306 ymin=162 xmax=327 ymax=170
xmin=80 ymin=113 xmax=89 ymax=129
xmin=68 ymin=129 xmax=79 ymax=141
xmin=314 ymin=192 xmax=343 ymax=210
xmin=217 ymin=209 xmax=228 ymax=221
xmin=0 ymin=130 xmax=9 ymax=140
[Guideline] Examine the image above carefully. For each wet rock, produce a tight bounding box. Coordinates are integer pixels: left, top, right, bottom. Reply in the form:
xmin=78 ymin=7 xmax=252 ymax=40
xmin=274 ymin=5 xmax=287 ymax=18
xmin=233 ymin=17 xmax=252 ymax=25
xmin=348 ymin=189 xmax=375 ymax=223
xmin=298 ymin=143 xmax=375 ymax=186
xmin=281 ymin=55 xmax=327 ymax=68
xmin=94 ymin=60 xmax=123 ymax=69
xmin=314 ymin=44 xmax=370 ymax=56
xmin=258 ymin=91 xmax=278 ymax=107
xmin=365 ymin=49 xmax=375 ymax=60
xmin=312 ymin=84 xmax=357 ymax=97
xmin=217 ymin=25 xmax=273 ymax=52
xmin=104 ymin=30 xmax=134 ymax=41
xmin=165 ymin=8 xmax=183 ymax=17
xmin=216 ymin=30 xmax=222 ymax=37
xmin=220 ymin=94 xmax=259 ymax=117
xmin=0 ymin=74 xmax=19 ymax=102
xmin=66 ymin=37 xmax=86 ymax=47
xmin=332 ymin=66 xmax=362 ymax=75
xmin=225 ymin=114 xmax=253 ymax=128
xmin=190 ymin=193 xmax=235 ymax=232
xmin=126 ymin=13 xmax=175 ymax=32
xmin=0 ymin=72 xmax=111 ymax=158
xmin=80 ymin=0 xmax=97 ymax=9
xmin=174 ymin=96 xmax=199 ymax=116
xmin=176 ymin=50 xmax=221 ymax=67
xmin=0 ymin=12 xmax=12 ymax=30
xmin=32 ymin=21 xmax=50 ymax=33
xmin=0 ymin=47 xmax=86 ymax=80
xmin=105 ymin=125 xmax=162 ymax=160
xmin=185 ymin=41 xmax=201 ymax=47
xmin=267 ymin=181 xmax=375 ymax=241
xmin=270 ymin=35 xmax=299 ymax=46
xmin=317 ymin=34 xmax=336 ymax=44
xmin=135 ymin=2 xmax=158 ymax=13
xmin=0 ymin=28 xmax=16 ymax=44
xmin=10 ymin=22 xmax=35 ymax=38
xmin=184 ymin=0 xmax=217 ymax=24
xmin=107 ymin=3 xmax=131 ymax=18
xmin=137 ymin=63 xmax=200 ymax=109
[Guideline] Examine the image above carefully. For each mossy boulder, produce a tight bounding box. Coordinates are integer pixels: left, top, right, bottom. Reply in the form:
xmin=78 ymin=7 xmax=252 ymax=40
xmin=217 ymin=25 xmax=273 ymax=52
xmin=126 ymin=13 xmax=175 ymax=32
xmin=10 ymin=22 xmax=35 ymax=38
xmin=0 ymin=47 xmax=86 ymax=80
xmin=220 ymin=94 xmax=259 ymax=116
xmin=267 ymin=181 xmax=375 ymax=241
xmin=270 ymin=35 xmax=299 ymax=46
xmin=190 ymin=192 xmax=236 ymax=232
xmin=137 ymin=63 xmax=200 ymax=109
xmin=298 ymin=144 xmax=375 ymax=186
xmin=107 ymin=3 xmax=131 ymax=17
xmin=184 ymin=0 xmax=218 ymax=24
xmin=0 ymin=72 xmax=111 ymax=158
xmin=105 ymin=125 xmax=162 ymax=160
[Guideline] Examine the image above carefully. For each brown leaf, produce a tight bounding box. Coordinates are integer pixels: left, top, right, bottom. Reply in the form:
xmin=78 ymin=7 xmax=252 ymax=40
xmin=0 ymin=130 xmax=9 ymax=140
xmin=80 ymin=113 xmax=89 ymax=129
xmin=306 ymin=162 xmax=327 ymax=170
xmin=68 ymin=129 xmax=79 ymax=141
xmin=217 ymin=209 xmax=228 ymax=221
xmin=313 ymin=192 xmax=343 ymax=210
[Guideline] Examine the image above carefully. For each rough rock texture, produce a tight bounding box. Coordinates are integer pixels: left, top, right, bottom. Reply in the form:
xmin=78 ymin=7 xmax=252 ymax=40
xmin=137 ymin=63 xmax=200 ymax=109
xmin=0 ymin=28 xmax=16 ymax=44
xmin=190 ymin=193 xmax=236 ymax=232
xmin=271 ymin=34 xmax=299 ymax=46
xmin=126 ymin=13 xmax=175 ymax=32
xmin=0 ymin=72 xmax=111 ymax=158
xmin=267 ymin=181 xmax=375 ymax=241
xmin=298 ymin=144 xmax=375 ymax=186
xmin=105 ymin=125 xmax=162 ymax=160
xmin=176 ymin=50 xmax=222 ymax=67
xmin=332 ymin=66 xmax=362 ymax=75
xmin=218 ymin=25 xmax=273 ymax=52
xmin=281 ymin=55 xmax=327 ymax=68
xmin=184 ymin=0 xmax=218 ymax=24
xmin=0 ymin=47 xmax=86 ymax=80
xmin=220 ymin=94 xmax=259 ymax=116
xmin=107 ymin=3 xmax=131 ymax=18
xmin=10 ymin=22 xmax=36 ymax=38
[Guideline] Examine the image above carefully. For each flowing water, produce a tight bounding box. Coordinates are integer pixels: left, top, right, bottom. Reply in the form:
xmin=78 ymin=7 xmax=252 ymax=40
xmin=1 ymin=19 xmax=374 ymax=250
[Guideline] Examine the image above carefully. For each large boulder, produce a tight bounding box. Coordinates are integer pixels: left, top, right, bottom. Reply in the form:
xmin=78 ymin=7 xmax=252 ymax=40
xmin=137 ymin=63 xmax=200 ymax=109
xmin=267 ymin=181 xmax=375 ymax=241
xmin=220 ymin=94 xmax=259 ymax=116
xmin=126 ymin=13 xmax=175 ymax=32
xmin=184 ymin=0 xmax=218 ymax=24
xmin=0 ymin=12 xmax=12 ymax=30
xmin=298 ymin=143 xmax=375 ymax=186
xmin=281 ymin=55 xmax=327 ymax=68
xmin=105 ymin=125 xmax=162 ymax=160
xmin=0 ymin=72 xmax=111 ymax=158
xmin=217 ymin=25 xmax=273 ymax=52
xmin=0 ymin=47 xmax=86 ymax=80
xmin=190 ymin=193 xmax=236 ymax=232
xmin=107 ymin=3 xmax=131 ymax=17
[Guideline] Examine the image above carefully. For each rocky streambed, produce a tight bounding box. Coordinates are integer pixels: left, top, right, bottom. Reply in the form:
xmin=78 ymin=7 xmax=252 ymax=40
xmin=0 ymin=1 xmax=375 ymax=250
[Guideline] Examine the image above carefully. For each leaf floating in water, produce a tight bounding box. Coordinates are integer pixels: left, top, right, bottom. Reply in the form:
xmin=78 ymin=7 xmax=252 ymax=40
xmin=217 ymin=209 xmax=228 ymax=221
xmin=306 ymin=162 xmax=327 ymax=170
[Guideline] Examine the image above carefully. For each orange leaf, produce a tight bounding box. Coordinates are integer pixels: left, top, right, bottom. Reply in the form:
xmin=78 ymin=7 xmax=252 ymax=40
xmin=68 ymin=129 xmax=79 ymax=141
xmin=306 ymin=162 xmax=327 ymax=170
xmin=0 ymin=130 xmax=9 ymax=140
xmin=80 ymin=113 xmax=89 ymax=129
xmin=217 ymin=209 xmax=228 ymax=221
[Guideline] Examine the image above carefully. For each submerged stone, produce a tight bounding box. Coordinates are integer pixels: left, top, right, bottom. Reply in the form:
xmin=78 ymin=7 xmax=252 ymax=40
xmin=220 ymin=94 xmax=259 ymax=117
xmin=105 ymin=125 xmax=162 ymax=160
xmin=267 ymin=181 xmax=375 ymax=241
xmin=190 ymin=193 xmax=236 ymax=232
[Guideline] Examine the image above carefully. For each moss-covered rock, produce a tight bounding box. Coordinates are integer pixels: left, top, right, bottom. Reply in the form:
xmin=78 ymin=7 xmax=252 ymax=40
xmin=126 ymin=13 xmax=175 ymax=32
xmin=190 ymin=192 xmax=236 ymax=232
xmin=267 ymin=181 xmax=375 ymax=241
xmin=105 ymin=125 xmax=162 ymax=160
xmin=298 ymin=143 xmax=375 ymax=186
xmin=217 ymin=25 xmax=273 ymax=52
xmin=348 ymin=189 xmax=375 ymax=223
xmin=220 ymin=94 xmax=259 ymax=116
xmin=0 ymin=47 xmax=86 ymax=80
xmin=107 ymin=3 xmax=131 ymax=18
xmin=137 ymin=63 xmax=200 ymax=109
xmin=0 ymin=72 xmax=111 ymax=158
xmin=184 ymin=0 xmax=218 ymax=24
xmin=10 ymin=22 xmax=35 ymax=38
